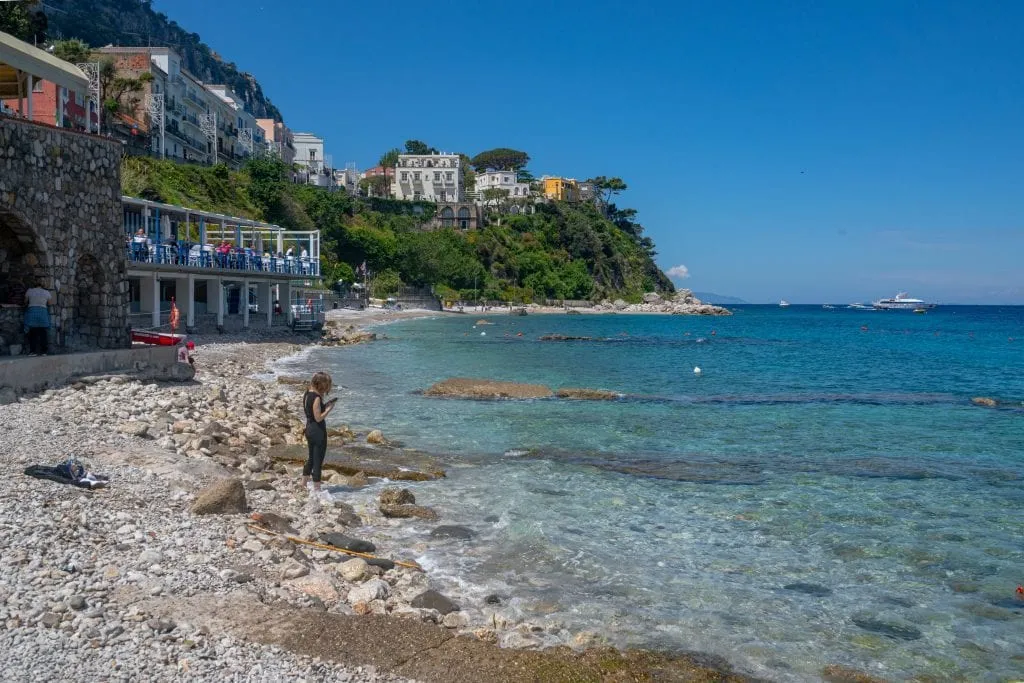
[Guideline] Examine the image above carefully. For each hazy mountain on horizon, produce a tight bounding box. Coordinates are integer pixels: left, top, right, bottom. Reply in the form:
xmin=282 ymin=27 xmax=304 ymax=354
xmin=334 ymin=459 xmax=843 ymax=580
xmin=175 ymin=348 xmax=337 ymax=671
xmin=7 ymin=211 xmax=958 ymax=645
xmin=692 ymin=292 xmax=748 ymax=305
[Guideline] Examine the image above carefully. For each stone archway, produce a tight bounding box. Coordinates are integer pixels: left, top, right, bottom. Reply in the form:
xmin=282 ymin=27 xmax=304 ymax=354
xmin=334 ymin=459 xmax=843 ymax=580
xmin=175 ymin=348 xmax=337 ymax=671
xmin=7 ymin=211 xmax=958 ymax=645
xmin=0 ymin=210 xmax=49 ymax=352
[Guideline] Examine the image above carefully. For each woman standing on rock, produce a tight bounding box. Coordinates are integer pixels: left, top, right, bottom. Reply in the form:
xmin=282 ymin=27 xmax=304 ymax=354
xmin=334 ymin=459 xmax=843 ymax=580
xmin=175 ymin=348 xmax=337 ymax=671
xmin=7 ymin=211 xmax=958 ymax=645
xmin=302 ymin=372 xmax=336 ymax=492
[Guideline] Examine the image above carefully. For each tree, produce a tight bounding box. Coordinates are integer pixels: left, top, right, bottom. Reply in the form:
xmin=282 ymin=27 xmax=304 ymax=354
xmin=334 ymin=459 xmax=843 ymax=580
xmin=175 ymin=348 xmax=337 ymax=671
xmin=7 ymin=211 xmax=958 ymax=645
xmin=98 ymin=57 xmax=153 ymax=132
xmin=517 ymin=168 xmax=536 ymax=183
xmin=378 ymin=148 xmax=401 ymax=169
xmin=0 ymin=0 xmax=46 ymax=44
xmin=470 ymin=148 xmax=530 ymax=172
xmin=589 ymin=176 xmax=628 ymax=208
xmin=370 ymin=269 xmax=402 ymax=298
xmin=404 ymin=140 xmax=438 ymax=155
xmin=359 ymin=176 xmax=390 ymax=198
xmin=52 ymin=39 xmax=92 ymax=65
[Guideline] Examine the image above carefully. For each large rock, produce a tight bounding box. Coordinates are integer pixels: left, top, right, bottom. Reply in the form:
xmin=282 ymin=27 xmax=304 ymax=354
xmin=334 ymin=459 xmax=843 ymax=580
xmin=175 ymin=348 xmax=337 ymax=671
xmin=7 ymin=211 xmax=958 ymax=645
xmin=319 ymin=532 xmax=376 ymax=554
xmin=336 ymin=558 xmax=368 ymax=582
xmin=971 ymin=397 xmax=998 ymax=407
xmin=410 ymin=589 xmax=459 ymax=615
xmin=379 ymin=488 xmax=416 ymax=506
xmin=250 ymin=511 xmax=297 ymax=535
xmin=380 ymin=504 xmax=439 ymax=521
xmin=612 ymin=299 xmax=628 ymax=310
xmin=366 ymin=429 xmax=386 ymax=445
xmin=348 ymin=578 xmax=390 ymax=604
xmin=642 ymin=292 xmax=662 ymax=304
xmin=118 ymin=421 xmax=150 ymax=438
xmin=190 ymin=478 xmax=247 ymax=515
xmin=423 ymin=377 xmax=553 ymax=399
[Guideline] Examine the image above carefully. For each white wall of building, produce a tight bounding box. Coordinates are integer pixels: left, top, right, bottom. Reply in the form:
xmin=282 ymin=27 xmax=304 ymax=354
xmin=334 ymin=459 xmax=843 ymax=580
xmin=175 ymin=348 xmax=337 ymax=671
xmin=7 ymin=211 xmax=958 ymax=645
xmin=393 ymin=154 xmax=461 ymax=202
xmin=293 ymin=132 xmax=325 ymax=173
xmin=474 ymin=170 xmax=530 ymax=202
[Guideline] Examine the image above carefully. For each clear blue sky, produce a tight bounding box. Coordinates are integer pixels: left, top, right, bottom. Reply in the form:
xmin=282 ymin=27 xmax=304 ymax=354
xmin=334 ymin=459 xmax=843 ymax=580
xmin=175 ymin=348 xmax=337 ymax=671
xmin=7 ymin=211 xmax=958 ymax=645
xmin=154 ymin=0 xmax=1024 ymax=304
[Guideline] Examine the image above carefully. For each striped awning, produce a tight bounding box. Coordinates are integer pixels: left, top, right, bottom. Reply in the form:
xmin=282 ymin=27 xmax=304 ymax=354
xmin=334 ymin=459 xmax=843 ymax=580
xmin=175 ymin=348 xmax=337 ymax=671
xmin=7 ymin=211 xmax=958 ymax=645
xmin=0 ymin=30 xmax=89 ymax=99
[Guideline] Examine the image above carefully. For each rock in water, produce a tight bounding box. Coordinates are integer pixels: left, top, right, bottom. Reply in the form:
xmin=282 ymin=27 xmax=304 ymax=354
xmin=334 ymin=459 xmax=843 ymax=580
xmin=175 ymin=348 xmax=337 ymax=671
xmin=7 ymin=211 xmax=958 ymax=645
xmin=555 ymin=388 xmax=619 ymax=400
xmin=783 ymin=582 xmax=833 ymax=597
xmin=379 ymin=487 xmax=416 ymax=506
xmin=851 ymin=615 xmax=922 ymax=641
xmin=422 ymin=377 xmax=553 ymax=399
xmin=379 ymin=504 xmax=439 ymax=521
xmin=430 ymin=525 xmax=475 ymax=540
xmin=971 ymin=397 xmax=998 ymax=407
xmin=366 ymin=429 xmax=386 ymax=444
xmin=410 ymin=589 xmax=459 ymax=615
xmin=319 ymin=532 xmax=376 ymax=553
xmin=190 ymin=478 xmax=247 ymax=515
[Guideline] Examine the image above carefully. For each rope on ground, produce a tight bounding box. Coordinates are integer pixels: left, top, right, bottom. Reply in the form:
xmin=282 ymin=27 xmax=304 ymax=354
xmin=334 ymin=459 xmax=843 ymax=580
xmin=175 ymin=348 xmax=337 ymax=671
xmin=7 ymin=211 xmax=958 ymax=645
xmin=245 ymin=524 xmax=424 ymax=571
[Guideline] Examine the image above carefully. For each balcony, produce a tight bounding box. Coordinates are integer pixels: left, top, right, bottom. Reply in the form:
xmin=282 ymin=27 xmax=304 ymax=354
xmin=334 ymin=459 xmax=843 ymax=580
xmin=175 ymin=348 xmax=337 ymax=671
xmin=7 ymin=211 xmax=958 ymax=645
xmin=122 ymin=196 xmax=321 ymax=279
xmin=184 ymin=91 xmax=206 ymax=107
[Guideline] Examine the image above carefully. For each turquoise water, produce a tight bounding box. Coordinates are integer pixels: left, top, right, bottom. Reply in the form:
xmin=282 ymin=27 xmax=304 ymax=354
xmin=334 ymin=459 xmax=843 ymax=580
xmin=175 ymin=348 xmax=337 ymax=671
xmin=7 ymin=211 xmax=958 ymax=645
xmin=275 ymin=306 xmax=1024 ymax=681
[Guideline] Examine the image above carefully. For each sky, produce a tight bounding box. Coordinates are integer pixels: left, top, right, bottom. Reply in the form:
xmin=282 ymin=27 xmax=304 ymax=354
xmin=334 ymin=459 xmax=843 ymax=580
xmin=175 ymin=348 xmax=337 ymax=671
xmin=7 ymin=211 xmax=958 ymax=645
xmin=153 ymin=0 xmax=1024 ymax=304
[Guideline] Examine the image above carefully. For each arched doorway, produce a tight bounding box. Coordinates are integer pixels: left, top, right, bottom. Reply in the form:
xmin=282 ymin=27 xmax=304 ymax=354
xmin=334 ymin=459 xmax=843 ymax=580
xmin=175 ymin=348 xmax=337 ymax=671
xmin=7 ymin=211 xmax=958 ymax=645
xmin=0 ymin=210 xmax=48 ymax=352
xmin=69 ymin=254 xmax=105 ymax=350
xmin=439 ymin=206 xmax=455 ymax=228
xmin=457 ymin=207 xmax=471 ymax=230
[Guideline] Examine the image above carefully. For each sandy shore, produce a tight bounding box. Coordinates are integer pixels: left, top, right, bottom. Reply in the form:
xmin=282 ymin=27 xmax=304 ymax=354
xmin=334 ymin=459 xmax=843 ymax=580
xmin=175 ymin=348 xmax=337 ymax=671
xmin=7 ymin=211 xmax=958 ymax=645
xmin=0 ymin=317 xmax=762 ymax=682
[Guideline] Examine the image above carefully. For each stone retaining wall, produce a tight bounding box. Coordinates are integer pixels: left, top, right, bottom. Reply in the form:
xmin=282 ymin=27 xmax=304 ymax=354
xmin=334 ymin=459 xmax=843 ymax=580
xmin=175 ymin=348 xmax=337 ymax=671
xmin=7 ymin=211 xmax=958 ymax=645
xmin=0 ymin=116 xmax=129 ymax=351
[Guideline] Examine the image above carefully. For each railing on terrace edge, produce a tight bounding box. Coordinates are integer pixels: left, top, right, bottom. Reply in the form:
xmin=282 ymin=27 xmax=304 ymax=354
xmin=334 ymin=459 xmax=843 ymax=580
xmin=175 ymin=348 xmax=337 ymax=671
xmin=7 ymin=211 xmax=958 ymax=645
xmin=125 ymin=242 xmax=320 ymax=277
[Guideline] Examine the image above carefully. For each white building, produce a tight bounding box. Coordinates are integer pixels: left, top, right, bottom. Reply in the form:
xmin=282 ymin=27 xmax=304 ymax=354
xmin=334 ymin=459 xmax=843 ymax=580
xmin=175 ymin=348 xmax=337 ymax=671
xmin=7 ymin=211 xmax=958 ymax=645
xmin=393 ymin=154 xmax=461 ymax=202
xmin=204 ymin=85 xmax=264 ymax=165
xmin=293 ymin=132 xmax=334 ymax=188
xmin=473 ymin=170 xmax=531 ymax=204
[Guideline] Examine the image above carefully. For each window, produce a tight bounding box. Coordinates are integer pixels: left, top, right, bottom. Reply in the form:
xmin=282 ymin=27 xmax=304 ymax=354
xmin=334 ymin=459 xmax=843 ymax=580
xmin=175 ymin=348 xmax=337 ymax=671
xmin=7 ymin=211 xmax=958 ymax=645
xmin=434 ymin=172 xmax=441 ymax=181
xmin=503 ymin=176 xmax=510 ymax=183
xmin=401 ymin=171 xmax=408 ymax=181
xmin=446 ymin=172 xmax=453 ymax=181
xmin=413 ymin=172 xmax=420 ymax=181
xmin=309 ymin=149 xmax=316 ymax=160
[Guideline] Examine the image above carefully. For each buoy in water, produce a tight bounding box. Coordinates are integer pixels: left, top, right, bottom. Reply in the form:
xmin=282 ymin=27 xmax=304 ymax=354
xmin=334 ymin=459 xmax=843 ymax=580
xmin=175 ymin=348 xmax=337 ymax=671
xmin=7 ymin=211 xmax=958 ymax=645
xmin=693 ymin=367 xmax=702 ymax=376
xmin=480 ymin=331 xmax=486 ymax=336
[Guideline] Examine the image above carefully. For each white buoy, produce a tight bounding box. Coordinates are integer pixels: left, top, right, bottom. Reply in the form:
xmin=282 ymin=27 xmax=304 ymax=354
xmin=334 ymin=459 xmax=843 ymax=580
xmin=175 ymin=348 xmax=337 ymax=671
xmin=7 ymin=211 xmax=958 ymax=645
xmin=481 ymin=331 xmax=486 ymax=336
xmin=693 ymin=367 xmax=702 ymax=376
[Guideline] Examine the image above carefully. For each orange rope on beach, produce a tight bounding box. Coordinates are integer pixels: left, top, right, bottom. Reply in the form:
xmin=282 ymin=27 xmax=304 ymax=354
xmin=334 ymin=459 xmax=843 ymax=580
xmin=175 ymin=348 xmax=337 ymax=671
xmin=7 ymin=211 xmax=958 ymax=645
xmin=245 ymin=524 xmax=424 ymax=571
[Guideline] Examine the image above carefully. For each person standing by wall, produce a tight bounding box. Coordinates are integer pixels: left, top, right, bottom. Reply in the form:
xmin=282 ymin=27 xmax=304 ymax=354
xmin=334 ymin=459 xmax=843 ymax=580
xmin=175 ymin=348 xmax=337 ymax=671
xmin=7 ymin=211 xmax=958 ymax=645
xmin=23 ymin=280 xmax=51 ymax=356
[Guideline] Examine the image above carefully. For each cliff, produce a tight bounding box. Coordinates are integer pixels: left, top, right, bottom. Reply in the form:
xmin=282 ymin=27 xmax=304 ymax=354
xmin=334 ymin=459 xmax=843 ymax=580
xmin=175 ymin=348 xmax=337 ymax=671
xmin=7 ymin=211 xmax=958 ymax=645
xmin=42 ymin=0 xmax=281 ymax=120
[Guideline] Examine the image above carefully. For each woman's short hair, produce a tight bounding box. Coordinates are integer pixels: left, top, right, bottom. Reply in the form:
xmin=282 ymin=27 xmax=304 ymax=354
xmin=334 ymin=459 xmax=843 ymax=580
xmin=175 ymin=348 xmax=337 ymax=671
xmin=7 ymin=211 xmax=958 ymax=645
xmin=310 ymin=372 xmax=332 ymax=394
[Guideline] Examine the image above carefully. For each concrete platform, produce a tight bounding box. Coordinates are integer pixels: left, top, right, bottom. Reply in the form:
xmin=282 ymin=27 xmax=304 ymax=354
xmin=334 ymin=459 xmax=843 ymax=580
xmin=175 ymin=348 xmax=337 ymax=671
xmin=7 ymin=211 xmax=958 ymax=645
xmin=0 ymin=345 xmax=190 ymax=401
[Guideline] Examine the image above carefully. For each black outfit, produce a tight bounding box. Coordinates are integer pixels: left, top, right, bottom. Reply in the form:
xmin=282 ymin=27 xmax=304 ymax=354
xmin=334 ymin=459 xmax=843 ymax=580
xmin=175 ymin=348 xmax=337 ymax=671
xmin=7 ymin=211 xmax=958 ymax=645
xmin=303 ymin=390 xmax=328 ymax=482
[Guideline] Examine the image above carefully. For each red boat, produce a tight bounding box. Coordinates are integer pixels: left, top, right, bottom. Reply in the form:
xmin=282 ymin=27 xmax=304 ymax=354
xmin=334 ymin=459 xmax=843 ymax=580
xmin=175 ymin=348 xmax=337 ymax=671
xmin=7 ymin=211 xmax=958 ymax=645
xmin=131 ymin=330 xmax=185 ymax=346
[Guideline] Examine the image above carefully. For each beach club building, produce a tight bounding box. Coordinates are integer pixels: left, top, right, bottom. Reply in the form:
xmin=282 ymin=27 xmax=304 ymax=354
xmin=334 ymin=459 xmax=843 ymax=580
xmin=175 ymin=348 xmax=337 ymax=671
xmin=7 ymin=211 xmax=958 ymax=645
xmin=122 ymin=196 xmax=320 ymax=333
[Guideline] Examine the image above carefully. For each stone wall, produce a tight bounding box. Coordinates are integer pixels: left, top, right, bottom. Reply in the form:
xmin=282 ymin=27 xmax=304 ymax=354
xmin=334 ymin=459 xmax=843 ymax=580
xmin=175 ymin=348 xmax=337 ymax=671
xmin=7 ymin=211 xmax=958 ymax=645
xmin=0 ymin=116 xmax=129 ymax=352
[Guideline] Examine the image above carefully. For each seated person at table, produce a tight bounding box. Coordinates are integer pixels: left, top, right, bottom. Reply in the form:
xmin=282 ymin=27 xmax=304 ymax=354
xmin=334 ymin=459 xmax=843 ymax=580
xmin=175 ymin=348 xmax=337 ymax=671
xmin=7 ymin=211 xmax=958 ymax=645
xmin=132 ymin=229 xmax=148 ymax=261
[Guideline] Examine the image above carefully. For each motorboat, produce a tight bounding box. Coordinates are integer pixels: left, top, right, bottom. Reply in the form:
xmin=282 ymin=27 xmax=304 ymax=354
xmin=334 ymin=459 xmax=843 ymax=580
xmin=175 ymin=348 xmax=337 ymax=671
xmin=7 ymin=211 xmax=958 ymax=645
xmin=131 ymin=330 xmax=185 ymax=346
xmin=822 ymin=304 xmax=835 ymax=310
xmin=779 ymin=300 xmax=790 ymax=308
xmin=872 ymin=292 xmax=935 ymax=310
xmin=847 ymin=302 xmax=872 ymax=310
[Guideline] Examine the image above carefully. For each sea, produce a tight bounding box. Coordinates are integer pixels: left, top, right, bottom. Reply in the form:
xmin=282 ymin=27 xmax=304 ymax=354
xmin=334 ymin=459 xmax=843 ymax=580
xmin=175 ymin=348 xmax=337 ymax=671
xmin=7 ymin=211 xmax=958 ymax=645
xmin=272 ymin=305 xmax=1024 ymax=681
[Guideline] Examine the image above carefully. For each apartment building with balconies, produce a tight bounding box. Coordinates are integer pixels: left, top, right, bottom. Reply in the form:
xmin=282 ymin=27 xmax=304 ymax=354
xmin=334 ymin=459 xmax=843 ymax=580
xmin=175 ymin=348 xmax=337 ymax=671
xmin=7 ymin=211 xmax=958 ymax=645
xmin=256 ymin=118 xmax=295 ymax=165
xmin=393 ymin=154 xmax=461 ymax=202
xmin=473 ymin=169 xmax=531 ymax=204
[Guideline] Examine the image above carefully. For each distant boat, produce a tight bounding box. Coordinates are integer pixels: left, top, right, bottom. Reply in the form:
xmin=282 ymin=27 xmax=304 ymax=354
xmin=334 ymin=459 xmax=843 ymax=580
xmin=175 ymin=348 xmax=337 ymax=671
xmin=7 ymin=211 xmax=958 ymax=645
xmin=873 ymin=292 xmax=936 ymax=311
xmin=913 ymin=307 xmax=927 ymax=314
xmin=847 ymin=303 xmax=872 ymax=310
xmin=779 ymin=300 xmax=790 ymax=308
xmin=822 ymin=304 xmax=835 ymax=310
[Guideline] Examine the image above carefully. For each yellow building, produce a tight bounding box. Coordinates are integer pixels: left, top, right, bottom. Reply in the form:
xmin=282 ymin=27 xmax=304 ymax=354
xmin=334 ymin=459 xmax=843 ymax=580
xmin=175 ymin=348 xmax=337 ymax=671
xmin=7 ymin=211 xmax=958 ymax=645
xmin=541 ymin=176 xmax=580 ymax=202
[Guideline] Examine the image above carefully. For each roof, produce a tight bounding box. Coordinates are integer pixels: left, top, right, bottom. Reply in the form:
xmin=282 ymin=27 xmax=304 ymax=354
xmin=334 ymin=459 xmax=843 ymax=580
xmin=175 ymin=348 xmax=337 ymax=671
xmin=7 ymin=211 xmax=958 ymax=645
xmin=0 ymin=31 xmax=89 ymax=99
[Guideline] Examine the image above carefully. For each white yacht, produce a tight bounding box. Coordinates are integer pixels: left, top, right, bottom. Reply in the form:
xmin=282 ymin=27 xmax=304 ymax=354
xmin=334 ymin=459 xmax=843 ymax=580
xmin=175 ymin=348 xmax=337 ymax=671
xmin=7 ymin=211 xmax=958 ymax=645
xmin=779 ymin=300 xmax=790 ymax=308
xmin=872 ymin=292 xmax=935 ymax=310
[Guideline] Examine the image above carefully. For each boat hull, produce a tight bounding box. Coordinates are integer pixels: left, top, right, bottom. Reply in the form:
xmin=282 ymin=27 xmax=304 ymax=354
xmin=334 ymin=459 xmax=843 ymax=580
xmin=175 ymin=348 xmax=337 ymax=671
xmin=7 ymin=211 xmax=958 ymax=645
xmin=131 ymin=331 xmax=185 ymax=346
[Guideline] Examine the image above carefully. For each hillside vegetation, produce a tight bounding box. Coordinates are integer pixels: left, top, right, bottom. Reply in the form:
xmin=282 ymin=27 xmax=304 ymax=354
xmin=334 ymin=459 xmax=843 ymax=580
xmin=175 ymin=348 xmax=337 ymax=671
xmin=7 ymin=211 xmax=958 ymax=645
xmin=122 ymin=157 xmax=673 ymax=303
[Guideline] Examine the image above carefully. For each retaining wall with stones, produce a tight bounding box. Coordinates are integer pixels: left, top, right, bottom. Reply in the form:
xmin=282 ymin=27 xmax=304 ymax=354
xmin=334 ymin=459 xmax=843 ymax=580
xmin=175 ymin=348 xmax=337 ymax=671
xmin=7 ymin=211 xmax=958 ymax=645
xmin=0 ymin=116 xmax=129 ymax=352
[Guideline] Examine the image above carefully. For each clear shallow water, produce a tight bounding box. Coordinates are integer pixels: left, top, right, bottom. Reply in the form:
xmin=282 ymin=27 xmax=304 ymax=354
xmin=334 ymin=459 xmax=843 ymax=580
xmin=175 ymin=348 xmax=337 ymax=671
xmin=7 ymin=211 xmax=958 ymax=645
xmin=274 ymin=306 xmax=1024 ymax=681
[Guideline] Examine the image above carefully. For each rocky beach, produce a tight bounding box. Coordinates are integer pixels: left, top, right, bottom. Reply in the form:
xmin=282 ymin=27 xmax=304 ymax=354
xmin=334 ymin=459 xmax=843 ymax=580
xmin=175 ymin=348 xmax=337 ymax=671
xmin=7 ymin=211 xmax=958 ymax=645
xmin=0 ymin=309 xmax=757 ymax=683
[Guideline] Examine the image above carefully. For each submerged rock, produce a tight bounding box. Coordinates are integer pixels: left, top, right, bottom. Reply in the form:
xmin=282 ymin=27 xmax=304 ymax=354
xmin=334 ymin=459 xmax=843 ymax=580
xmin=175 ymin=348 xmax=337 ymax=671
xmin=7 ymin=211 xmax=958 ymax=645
xmin=555 ymin=388 xmax=619 ymax=400
xmin=423 ymin=377 xmax=553 ymax=400
xmin=410 ymin=589 xmax=459 ymax=615
xmin=851 ymin=615 xmax=922 ymax=640
xmin=822 ymin=664 xmax=889 ymax=683
xmin=783 ymin=582 xmax=833 ymax=597
xmin=971 ymin=397 xmax=998 ymax=407
xmin=430 ymin=525 xmax=474 ymax=540
xmin=191 ymin=478 xmax=247 ymax=515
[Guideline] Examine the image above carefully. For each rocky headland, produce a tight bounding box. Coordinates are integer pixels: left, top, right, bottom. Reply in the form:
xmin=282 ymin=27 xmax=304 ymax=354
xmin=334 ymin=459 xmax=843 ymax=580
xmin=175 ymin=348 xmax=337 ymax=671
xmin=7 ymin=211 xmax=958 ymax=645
xmin=594 ymin=290 xmax=732 ymax=316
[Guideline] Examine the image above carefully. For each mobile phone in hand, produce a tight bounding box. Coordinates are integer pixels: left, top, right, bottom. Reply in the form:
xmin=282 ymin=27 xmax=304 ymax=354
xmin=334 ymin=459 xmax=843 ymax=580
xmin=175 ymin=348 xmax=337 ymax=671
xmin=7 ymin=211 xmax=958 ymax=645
xmin=325 ymin=397 xmax=338 ymax=408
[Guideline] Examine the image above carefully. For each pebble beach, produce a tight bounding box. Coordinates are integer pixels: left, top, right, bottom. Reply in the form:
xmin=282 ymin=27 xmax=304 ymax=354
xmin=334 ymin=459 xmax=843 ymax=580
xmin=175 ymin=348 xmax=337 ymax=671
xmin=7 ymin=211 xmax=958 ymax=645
xmin=0 ymin=309 xmax=755 ymax=683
